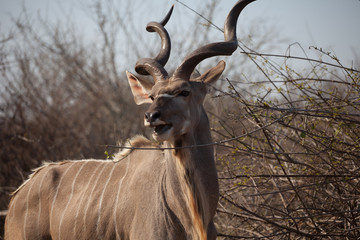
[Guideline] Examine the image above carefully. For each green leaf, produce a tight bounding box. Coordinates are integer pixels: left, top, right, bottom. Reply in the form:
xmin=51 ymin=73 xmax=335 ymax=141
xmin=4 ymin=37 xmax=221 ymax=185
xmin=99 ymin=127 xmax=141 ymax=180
xmin=300 ymin=131 xmax=306 ymax=138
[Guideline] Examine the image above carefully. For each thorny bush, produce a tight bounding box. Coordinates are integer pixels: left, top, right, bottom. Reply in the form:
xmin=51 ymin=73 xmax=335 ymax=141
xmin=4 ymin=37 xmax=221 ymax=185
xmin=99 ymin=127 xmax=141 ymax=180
xmin=1 ymin=1 xmax=360 ymax=239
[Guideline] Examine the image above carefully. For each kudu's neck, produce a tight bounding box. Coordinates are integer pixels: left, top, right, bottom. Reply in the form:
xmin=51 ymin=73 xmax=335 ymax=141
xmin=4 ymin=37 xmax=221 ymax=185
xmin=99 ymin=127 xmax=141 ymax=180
xmin=163 ymin=108 xmax=219 ymax=238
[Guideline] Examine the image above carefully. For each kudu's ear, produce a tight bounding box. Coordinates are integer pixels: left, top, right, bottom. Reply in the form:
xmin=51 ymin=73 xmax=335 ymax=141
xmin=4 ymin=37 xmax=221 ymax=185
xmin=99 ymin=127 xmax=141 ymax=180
xmin=194 ymin=60 xmax=226 ymax=85
xmin=126 ymin=71 xmax=153 ymax=105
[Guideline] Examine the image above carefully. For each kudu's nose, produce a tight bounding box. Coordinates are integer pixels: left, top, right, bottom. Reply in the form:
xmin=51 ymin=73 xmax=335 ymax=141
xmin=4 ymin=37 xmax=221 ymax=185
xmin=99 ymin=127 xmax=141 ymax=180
xmin=145 ymin=111 xmax=160 ymax=123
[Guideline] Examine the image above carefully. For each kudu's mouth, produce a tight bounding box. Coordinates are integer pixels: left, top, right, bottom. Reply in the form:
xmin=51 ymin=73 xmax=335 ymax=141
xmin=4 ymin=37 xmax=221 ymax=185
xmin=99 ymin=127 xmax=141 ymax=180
xmin=153 ymin=123 xmax=173 ymax=136
xmin=145 ymin=119 xmax=173 ymax=137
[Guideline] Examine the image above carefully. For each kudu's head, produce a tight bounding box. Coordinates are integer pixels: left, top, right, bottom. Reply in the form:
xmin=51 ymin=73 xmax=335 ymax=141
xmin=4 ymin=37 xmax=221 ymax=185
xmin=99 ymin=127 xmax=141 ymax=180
xmin=127 ymin=0 xmax=254 ymax=142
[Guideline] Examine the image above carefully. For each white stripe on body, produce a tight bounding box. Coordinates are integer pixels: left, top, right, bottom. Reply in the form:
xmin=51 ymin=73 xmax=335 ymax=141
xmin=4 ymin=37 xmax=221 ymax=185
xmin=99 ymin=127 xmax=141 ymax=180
xmin=83 ymin=162 xmax=108 ymax=237
xmin=23 ymin=177 xmax=36 ymax=240
xmin=74 ymin=162 xmax=104 ymax=236
xmin=49 ymin=162 xmax=76 ymax=236
xmin=114 ymin=156 xmax=132 ymax=240
xmin=7 ymin=190 xmax=18 ymax=226
xmin=58 ymin=161 xmax=88 ymax=240
xmin=96 ymin=163 xmax=117 ymax=238
xmin=36 ymin=167 xmax=50 ymax=238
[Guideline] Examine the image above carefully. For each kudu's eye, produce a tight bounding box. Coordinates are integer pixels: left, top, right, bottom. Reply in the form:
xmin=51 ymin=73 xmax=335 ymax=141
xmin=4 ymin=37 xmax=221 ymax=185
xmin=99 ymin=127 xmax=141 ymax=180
xmin=180 ymin=90 xmax=190 ymax=97
xmin=149 ymin=95 xmax=154 ymax=101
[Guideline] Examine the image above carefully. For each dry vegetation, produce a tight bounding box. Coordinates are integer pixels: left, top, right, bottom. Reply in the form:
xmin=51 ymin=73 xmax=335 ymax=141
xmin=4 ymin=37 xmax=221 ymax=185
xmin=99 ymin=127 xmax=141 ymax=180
xmin=1 ymin=0 xmax=359 ymax=239
xmin=213 ymin=49 xmax=360 ymax=239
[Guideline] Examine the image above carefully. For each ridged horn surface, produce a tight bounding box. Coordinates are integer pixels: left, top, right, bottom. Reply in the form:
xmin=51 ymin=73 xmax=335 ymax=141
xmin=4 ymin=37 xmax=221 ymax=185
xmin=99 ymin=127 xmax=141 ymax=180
xmin=172 ymin=0 xmax=255 ymax=81
xmin=135 ymin=5 xmax=174 ymax=82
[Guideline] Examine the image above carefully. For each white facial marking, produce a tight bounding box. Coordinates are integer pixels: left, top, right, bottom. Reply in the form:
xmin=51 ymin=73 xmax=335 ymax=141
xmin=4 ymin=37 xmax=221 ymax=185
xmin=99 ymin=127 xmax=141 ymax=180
xmin=157 ymin=93 xmax=175 ymax=98
xmin=144 ymin=118 xmax=167 ymax=127
xmin=144 ymin=119 xmax=150 ymax=127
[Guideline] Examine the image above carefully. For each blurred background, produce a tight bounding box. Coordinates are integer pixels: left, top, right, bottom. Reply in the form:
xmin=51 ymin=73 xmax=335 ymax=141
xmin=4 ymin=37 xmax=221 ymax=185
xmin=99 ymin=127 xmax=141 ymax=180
xmin=1 ymin=0 xmax=359 ymax=238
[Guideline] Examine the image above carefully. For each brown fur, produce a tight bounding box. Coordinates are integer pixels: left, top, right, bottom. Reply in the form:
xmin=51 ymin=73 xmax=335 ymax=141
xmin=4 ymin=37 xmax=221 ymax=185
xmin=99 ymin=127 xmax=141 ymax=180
xmin=5 ymin=1 xmax=255 ymax=239
xmin=113 ymin=135 xmax=156 ymax=162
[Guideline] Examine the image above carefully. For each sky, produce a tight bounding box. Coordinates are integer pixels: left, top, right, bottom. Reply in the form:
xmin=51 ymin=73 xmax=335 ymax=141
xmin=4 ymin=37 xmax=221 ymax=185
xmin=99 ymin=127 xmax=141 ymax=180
xmin=0 ymin=0 xmax=359 ymax=67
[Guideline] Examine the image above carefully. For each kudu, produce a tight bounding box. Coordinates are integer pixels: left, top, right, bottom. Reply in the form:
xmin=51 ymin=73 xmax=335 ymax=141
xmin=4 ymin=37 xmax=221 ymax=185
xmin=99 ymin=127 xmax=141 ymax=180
xmin=5 ymin=0 xmax=255 ymax=239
